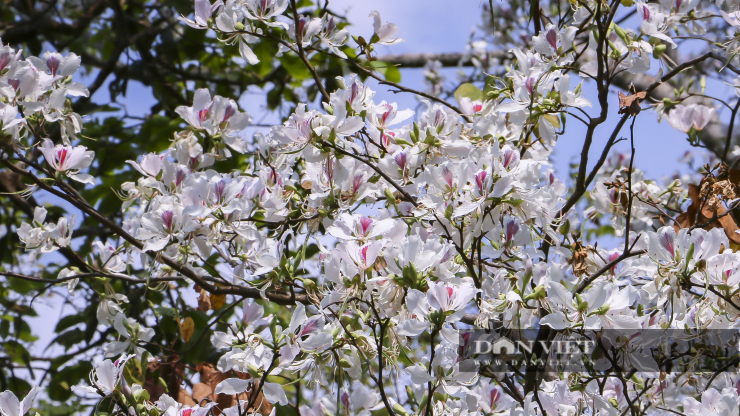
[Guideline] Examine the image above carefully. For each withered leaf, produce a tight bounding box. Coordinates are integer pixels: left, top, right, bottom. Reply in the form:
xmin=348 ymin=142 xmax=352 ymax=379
xmin=618 ymin=91 xmax=647 ymax=116
xmin=144 ymin=360 xmax=272 ymax=415
xmin=193 ymin=363 xmax=273 ymax=415
xmin=143 ymin=356 xmax=196 ymax=407
xmin=210 ymin=293 xmax=227 ymax=310
xmin=196 ymin=287 xmax=212 ymax=312
xmin=674 ymin=184 xmax=740 ymax=245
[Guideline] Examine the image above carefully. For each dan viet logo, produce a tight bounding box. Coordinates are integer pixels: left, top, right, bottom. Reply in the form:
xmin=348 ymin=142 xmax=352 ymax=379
xmin=460 ymin=332 xmax=597 ymax=371
xmin=458 ymin=329 xmax=740 ymax=374
xmin=473 ymin=336 xmax=596 ymax=356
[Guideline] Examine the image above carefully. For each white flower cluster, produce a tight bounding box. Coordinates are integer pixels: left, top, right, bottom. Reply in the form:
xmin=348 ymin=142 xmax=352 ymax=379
xmin=0 ymin=42 xmax=88 ymax=146
xmin=13 ymin=1 xmax=740 ymax=415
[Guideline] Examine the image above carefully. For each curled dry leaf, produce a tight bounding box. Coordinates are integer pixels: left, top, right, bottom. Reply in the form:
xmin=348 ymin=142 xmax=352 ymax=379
xmin=195 ymin=285 xmax=212 ymax=312
xmin=195 ymin=284 xmax=227 ymax=311
xmin=192 ymin=363 xmax=273 ymax=416
xmin=674 ymin=183 xmax=740 ymax=246
xmin=143 ymin=356 xmax=196 ymax=407
xmin=143 ymin=359 xmax=272 ymax=415
xmin=618 ymin=90 xmax=647 ymax=116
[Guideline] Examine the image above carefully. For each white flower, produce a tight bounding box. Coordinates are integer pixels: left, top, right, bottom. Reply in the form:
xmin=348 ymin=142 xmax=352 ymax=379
xmin=32 ymin=51 xmax=81 ymax=78
xmin=326 ymin=213 xmax=396 ymax=241
xmin=72 ymin=355 xmax=135 ymax=396
xmin=242 ymin=0 xmax=288 ymax=28
xmin=665 ymin=104 xmax=715 ymax=133
xmin=636 ymin=1 xmax=676 ymax=47
xmin=93 ymin=241 xmax=127 ymax=273
xmin=16 ymin=206 xmax=75 ymax=260
xmin=532 ymin=24 xmax=577 ymax=57
xmin=39 ymin=139 xmax=95 ymax=184
xmin=367 ymin=101 xmax=414 ymax=129
xmin=0 ymin=386 xmax=40 ymax=416
xmin=180 ymin=0 xmax=223 ymax=29
xmin=175 ymin=89 xmax=251 ymax=153
xmin=103 ymin=314 xmax=155 ymax=358
xmin=722 ymin=9 xmax=740 ymax=28
xmin=368 ymin=11 xmax=403 ymax=45
xmin=127 ymin=153 xmax=164 ymax=177
xmin=97 ymin=293 xmax=129 ymax=326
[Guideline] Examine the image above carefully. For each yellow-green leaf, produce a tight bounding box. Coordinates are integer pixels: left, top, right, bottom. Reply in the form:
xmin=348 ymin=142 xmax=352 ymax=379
xmin=454 ymin=83 xmax=483 ymax=101
xmin=179 ymin=317 xmax=195 ymax=343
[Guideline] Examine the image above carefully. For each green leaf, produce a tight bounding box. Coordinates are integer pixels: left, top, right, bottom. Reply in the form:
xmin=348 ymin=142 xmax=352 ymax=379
xmin=55 ymin=314 xmax=87 ymax=332
xmin=278 ymin=55 xmax=312 ymax=81
xmin=368 ymin=61 xmax=401 ymax=84
xmin=384 ymin=66 xmax=401 ymax=83
xmin=454 ymin=83 xmax=483 ymax=101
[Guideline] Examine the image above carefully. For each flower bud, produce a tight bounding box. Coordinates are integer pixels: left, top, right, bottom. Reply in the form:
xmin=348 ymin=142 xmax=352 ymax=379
xmin=392 ymin=403 xmax=409 ymax=416
xmin=653 ymin=44 xmax=667 ymax=58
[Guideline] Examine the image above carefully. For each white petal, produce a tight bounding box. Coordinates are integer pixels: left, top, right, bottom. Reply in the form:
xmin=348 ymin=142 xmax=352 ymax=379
xmin=406 ymin=364 xmax=435 ymax=385
xmin=239 ymin=39 xmax=260 ymax=65
xmin=142 ymin=237 xmax=170 ymax=252
xmin=540 ymin=312 xmax=570 ymax=330
xmin=288 ymin=303 xmax=306 ymax=334
xmin=0 ymin=390 xmax=20 ymax=416
xmin=396 ymin=319 xmax=429 ymax=336
xmin=262 ymin=382 xmax=288 ymax=406
xmin=33 ymin=207 xmax=47 ymax=224
xmin=65 ymin=82 xmax=89 ymax=97
xmin=20 ymin=386 xmax=40 ymax=415
xmin=68 ymin=173 xmax=96 ymax=185
xmin=215 ymin=378 xmax=252 ymax=395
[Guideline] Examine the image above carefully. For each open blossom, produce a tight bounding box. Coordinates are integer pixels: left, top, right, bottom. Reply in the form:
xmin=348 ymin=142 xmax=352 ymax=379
xmin=541 ymin=281 xmax=641 ymax=330
xmin=326 ymin=213 xmax=396 ymax=241
xmin=40 ymin=138 xmax=95 ymax=184
xmin=532 ymin=24 xmax=577 ymax=57
xmin=135 ymin=204 xmax=199 ymax=252
xmin=459 ymin=97 xmax=485 ymax=115
xmin=0 ymin=386 xmax=40 ymax=416
xmin=317 ymin=14 xmax=350 ymax=58
xmin=398 ymin=281 xmax=478 ymax=343
xmin=96 ymin=293 xmax=129 ymax=326
xmin=664 ymin=104 xmax=715 ymax=133
xmin=0 ymin=102 xmax=23 ymax=132
xmin=180 ymin=0 xmax=223 ymax=29
xmin=127 ymin=152 xmax=165 ymax=177
xmin=175 ymin=89 xmax=251 ymax=153
xmin=158 ymin=401 xmax=216 ymax=416
xmin=93 ymin=241 xmax=127 ymax=273
xmin=278 ymin=303 xmax=333 ymax=366
xmin=103 ymin=314 xmax=155 ymax=358
xmin=367 ymin=101 xmax=414 ymax=129
xmin=29 ymin=51 xmax=81 ymax=81
xmin=17 ymin=206 xmax=75 ymax=260
xmin=368 ymin=11 xmax=403 ymax=45
xmin=242 ymin=0 xmax=288 ymax=28
xmin=215 ymin=379 xmax=288 ymax=406
xmin=72 ymin=355 xmax=135 ymax=397
xmin=335 ymin=240 xmax=383 ymax=271
xmin=336 ymin=75 xmax=376 ymax=112
xmin=636 ymin=1 xmax=676 ymax=47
